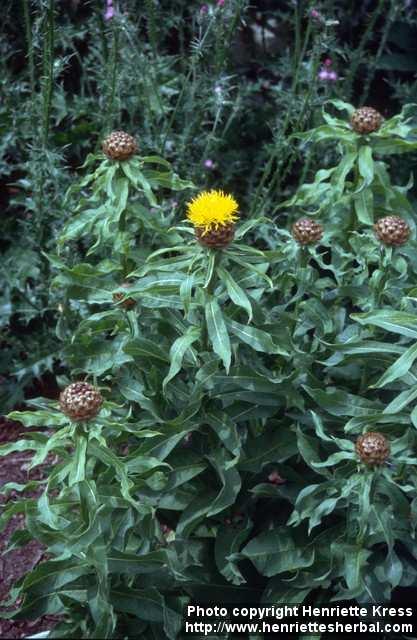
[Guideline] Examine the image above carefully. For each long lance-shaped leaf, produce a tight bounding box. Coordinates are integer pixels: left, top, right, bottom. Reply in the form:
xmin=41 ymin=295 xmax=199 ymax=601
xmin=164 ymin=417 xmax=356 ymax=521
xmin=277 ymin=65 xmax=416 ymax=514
xmin=217 ymin=266 xmax=253 ymax=322
xmin=163 ymin=326 xmax=201 ymax=388
xmin=205 ymin=297 xmax=231 ymax=372
xmin=352 ymin=310 xmax=417 ymax=339
xmin=372 ymin=342 xmax=417 ymax=388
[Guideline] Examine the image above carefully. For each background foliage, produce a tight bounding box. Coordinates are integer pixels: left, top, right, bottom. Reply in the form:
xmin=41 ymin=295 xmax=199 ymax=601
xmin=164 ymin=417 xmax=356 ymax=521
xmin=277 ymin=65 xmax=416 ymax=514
xmin=3 ymin=1 xmax=417 ymax=638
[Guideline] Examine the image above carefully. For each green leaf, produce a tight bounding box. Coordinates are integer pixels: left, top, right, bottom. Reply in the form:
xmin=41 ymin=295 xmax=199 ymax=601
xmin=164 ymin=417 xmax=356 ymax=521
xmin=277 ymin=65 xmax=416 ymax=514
xmin=7 ymin=409 xmax=68 ymax=428
xmin=357 ymin=145 xmax=374 ymax=190
xmin=108 ymin=550 xmax=167 ymax=574
xmin=227 ymin=319 xmax=289 ymax=355
xmin=124 ymin=337 xmax=170 ymax=363
xmin=310 ymin=411 xmax=354 ymax=451
xmin=87 ymin=441 xmax=138 ymax=509
xmin=180 ymin=274 xmax=194 ymax=316
xmin=240 ymin=428 xmax=298 ymax=472
xmin=382 ymin=550 xmax=403 ymax=589
xmin=326 ymin=99 xmax=355 ymax=116
xmin=372 ymin=342 xmax=417 ymax=388
xmin=311 ymin=450 xmax=355 ymax=468
xmin=217 ymin=267 xmax=253 ymax=322
xmin=384 ymin=386 xmax=417 ymax=414
xmin=352 ymin=310 xmax=417 ymax=339
xmin=135 ymin=170 xmax=158 ymax=206
xmin=342 ymin=545 xmax=372 ymax=591
xmin=206 ymin=448 xmax=241 ymax=517
xmin=296 ymin=426 xmax=331 ymax=477
xmin=295 ymin=124 xmax=356 ymax=145
xmin=299 ymin=299 xmax=333 ymax=336
xmin=354 ymin=188 xmax=373 ymax=224
xmin=241 ymin=528 xmax=314 ymax=577
xmin=68 ymin=434 xmax=87 ymax=486
xmin=372 ymin=138 xmax=417 ymax=155
xmin=302 ymin=386 xmax=380 ymax=417
xmin=110 ymin=587 xmax=182 ymax=640
xmin=141 ymin=155 xmax=172 ymax=168
xmin=163 ymin=326 xmax=201 ymax=388
xmin=117 ymin=371 xmax=163 ymax=420
xmin=333 ymin=151 xmax=357 ymax=194
xmin=205 ymin=297 xmax=231 ymax=371
xmin=215 ymin=522 xmax=252 ymax=585
xmin=205 ymin=410 xmax=242 ymax=457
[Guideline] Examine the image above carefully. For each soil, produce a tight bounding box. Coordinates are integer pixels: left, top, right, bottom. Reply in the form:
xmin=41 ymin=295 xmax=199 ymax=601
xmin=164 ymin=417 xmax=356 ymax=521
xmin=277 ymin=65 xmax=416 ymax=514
xmin=0 ymin=417 xmax=61 ymax=639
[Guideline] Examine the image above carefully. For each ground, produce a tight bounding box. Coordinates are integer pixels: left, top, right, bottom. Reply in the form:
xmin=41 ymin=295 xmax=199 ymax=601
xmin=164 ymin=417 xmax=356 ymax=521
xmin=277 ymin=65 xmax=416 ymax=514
xmin=0 ymin=418 xmax=60 ymax=639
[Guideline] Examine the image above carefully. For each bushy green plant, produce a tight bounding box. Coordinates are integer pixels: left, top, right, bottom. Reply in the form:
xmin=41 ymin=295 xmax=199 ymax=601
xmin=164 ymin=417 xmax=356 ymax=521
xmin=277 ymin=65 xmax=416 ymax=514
xmin=2 ymin=102 xmax=417 ymax=637
xmin=5 ymin=0 xmax=414 ymax=408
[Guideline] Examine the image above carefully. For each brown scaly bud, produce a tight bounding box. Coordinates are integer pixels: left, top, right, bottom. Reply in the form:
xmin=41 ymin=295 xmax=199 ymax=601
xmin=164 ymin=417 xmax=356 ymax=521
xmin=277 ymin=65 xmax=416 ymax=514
xmin=350 ymin=107 xmax=383 ymax=134
xmin=355 ymin=432 xmax=390 ymax=467
xmin=195 ymin=222 xmax=235 ymax=248
xmin=113 ymin=282 xmax=136 ymax=310
xmin=59 ymin=382 xmax=103 ymax=422
xmin=292 ymin=218 xmax=323 ymax=245
xmin=102 ymin=131 xmax=137 ymax=161
xmin=374 ymin=216 xmax=410 ymax=246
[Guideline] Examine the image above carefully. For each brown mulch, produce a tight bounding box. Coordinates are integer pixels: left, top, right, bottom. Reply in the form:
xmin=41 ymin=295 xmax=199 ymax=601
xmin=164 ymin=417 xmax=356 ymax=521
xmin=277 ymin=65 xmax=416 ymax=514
xmin=0 ymin=417 xmax=61 ymax=639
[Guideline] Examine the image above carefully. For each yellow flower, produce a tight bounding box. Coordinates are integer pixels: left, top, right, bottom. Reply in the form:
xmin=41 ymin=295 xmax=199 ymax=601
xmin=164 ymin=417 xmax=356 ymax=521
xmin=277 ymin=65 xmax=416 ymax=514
xmin=186 ymin=190 xmax=239 ymax=234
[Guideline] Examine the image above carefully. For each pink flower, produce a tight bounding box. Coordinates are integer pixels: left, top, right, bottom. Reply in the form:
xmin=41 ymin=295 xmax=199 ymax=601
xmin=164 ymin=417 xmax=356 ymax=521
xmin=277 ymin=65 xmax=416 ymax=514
xmin=104 ymin=0 xmax=114 ymax=20
xmin=200 ymin=4 xmax=209 ymax=13
xmin=318 ymin=69 xmax=330 ymax=81
xmin=318 ymin=67 xmax=338 ymax=82
xmin=217 ymin=0 xmax=225 ymax=5
xmin=268 ymin=470 xmax=286 ymax=485
xmin=204 ymin=159 xmax=214 ymax=169
xmin=310 ymin=8 xmax=321 ymax=18
xmin=324 ymin=57 xmax=333 ymax=67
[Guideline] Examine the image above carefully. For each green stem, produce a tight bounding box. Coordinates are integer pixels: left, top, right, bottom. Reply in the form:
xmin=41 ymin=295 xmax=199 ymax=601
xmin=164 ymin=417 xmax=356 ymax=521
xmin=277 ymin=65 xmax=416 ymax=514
xmin=104 ymin=23 xmax=119 ymax=132
xmin=161 ymin=12 xmax=218 ymax=154
xmin=270 ymin=38 xmax=322 ymax=201
xmin=118 ymin=21 xmax=163 ymax=144
xmin=127 ymin=310 xmax=140 ymax=338
xmin=202 ymin=249 xmax=221 ymax=350
xmin=42 ymin=0 xmax=55 ymax=146
xmin=144 ymin=0 xmax=158 ymax=57
xmin=38 ymin=0 xmax=54 ymax=253
xmin=22 ymin=0 xmax=35 ymax=96
xmin=250 ymin=19 xmax=313 ymax=216
xmin=359 ymin=0 xmax=398 ymax=106
xmin=344 ymin=0 xmax=387 ymax=102
xmin=161 ymin=66 xmax=193 ymax=154
xmin=356 ymin=470 xmax=373 ymax=545
xmin=374 ymin=245 xmax=392 ymax=306
xmin=204 ymin=249 xmax=221 ymax=295
xmin=293 ymin=0 xmax=301 ymax=79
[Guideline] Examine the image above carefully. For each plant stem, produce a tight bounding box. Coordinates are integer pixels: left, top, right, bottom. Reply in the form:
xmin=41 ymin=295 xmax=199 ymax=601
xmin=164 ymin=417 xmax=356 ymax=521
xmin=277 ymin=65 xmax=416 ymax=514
xmin=250 ymin=18 xmax=314 ymax=217
xmin=22 ymin=0 xmax=35 ymax=96
xmin=144 ymin=0 xmax=158 ymax=57
xmin=42 ymin=0 xmax=55 ymax=147
xmin=344 ymin=0 xmax=387 ymax=102
xmin=359 ymin=0 xmax=398 ymax=106
xmin=105 ymin=23 xmax=119 ymax=131
xmin=161 ymin=12 xmax=218 ymax=154
xmin=356 ymin=470 xmax=373 ymax=545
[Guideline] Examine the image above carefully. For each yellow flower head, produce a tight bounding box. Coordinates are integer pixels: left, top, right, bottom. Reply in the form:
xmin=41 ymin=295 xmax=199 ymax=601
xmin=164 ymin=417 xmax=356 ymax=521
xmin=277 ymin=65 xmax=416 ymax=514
xmin=186 ymin=190 xmax=239 ymax=234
